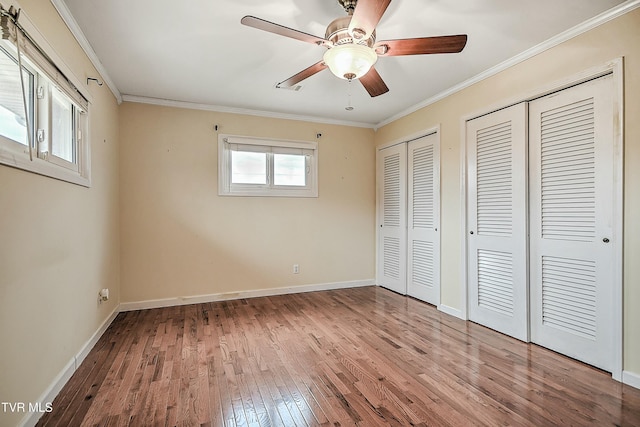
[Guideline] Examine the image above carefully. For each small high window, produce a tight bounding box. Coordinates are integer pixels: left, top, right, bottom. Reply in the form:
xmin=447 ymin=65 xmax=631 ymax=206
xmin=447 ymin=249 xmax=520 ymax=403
xmin=218 ymin=135 xmax=318 ymax=197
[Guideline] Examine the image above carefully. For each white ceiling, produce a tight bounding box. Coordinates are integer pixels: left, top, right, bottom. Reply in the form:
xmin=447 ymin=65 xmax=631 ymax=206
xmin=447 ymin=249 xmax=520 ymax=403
xmin=58 ymin=0 xmax=627 ymax=127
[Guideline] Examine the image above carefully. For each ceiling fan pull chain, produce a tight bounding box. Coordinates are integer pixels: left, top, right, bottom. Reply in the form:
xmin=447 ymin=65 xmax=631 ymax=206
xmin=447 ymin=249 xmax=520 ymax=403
xmin=345 ymin=80 xmax=354 ymax=111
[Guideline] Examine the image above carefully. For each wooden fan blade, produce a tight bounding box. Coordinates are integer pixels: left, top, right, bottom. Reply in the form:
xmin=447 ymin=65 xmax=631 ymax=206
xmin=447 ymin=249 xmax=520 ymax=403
xmin=277 ymin=61 xmax=328 ymax=88
xmin=241 ymin=16 xmax=329 ymax=46
xmin=375 ymin=35 xmax=467 ymax=56
xmin=348 ymin=0 xmax=392 ymax=42
xmin=359 ymin=67 xmax=389 ymax=97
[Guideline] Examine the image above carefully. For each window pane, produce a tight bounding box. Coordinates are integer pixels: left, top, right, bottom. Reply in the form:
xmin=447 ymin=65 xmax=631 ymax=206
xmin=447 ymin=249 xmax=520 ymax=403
xmin=274 ymin=153 xmax=306 ymax=186
xmin=231 ymin=150 xmax=267 ymax=184
xmin=0 ymin=47 xmax=33 ymax=145
xmin=51 ymin=88 xmax=75 ymax=162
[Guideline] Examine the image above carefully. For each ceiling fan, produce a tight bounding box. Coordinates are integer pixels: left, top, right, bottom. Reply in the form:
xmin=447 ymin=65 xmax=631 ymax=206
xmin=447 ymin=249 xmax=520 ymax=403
xmin=241 ymin=0 xmax=467 ymax=97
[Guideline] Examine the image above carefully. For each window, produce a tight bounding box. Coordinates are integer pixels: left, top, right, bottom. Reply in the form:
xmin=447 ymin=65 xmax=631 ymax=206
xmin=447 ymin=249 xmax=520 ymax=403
xmin=219 ymin=135 xmax=318 ymax=197
xmin=0 ymin=6 xmax=90 ymax=186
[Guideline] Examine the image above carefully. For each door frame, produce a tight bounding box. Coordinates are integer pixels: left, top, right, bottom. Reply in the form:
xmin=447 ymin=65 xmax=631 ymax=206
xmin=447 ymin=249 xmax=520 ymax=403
xmin=376 ymin=126 xmax=440 ymax=299
xmin=459 ymin=58 xmax=623 ymax=381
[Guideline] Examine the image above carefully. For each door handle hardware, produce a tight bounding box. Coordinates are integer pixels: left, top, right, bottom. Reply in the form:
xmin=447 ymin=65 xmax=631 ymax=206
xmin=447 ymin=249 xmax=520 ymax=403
xmin=603 ymin=237 xmax=610 ymax=243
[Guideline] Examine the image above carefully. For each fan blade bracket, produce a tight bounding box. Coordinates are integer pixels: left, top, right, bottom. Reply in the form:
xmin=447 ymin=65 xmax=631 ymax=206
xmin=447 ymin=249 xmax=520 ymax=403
xmin=348 ymin=0 xmax=392 ymax=43
xmin=350 ymin=27 xmax=368 ymax=41
xmin=375 ymin=35 xmax=468 ymax=56
xmin=374 ymin=44 xmax=389 ymax=55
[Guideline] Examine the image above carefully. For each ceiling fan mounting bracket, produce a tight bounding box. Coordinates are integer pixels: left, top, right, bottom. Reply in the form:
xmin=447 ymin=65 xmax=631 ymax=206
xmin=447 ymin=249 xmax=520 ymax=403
xmin=338 ymin=0 xmax=358 ymax=15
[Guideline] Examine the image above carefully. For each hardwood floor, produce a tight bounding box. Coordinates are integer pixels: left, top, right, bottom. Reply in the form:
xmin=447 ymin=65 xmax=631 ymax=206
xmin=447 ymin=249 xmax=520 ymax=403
xmin=38 ymin=286 xmax=640 ymax=426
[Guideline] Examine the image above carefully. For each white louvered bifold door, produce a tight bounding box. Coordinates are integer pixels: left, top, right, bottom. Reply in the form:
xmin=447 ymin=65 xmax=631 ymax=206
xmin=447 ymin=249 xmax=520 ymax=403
xmin=377 ymin=143 xmax=407 ymax=294
xmin=529 ymin=75 xmax=614 ymax=372
xmin=407 ymin=134 xmax=440 ymax=305
xmin=467 ymin=103 xmax=529 ymax=341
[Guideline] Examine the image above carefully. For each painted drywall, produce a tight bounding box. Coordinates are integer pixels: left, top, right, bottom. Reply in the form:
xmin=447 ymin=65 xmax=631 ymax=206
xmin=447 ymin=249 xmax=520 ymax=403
xmin=119 ymin=103 xmax=375 ymax=303
xmin=375 ymin=9 xmax=640 ymax=374
xmin=0 ymin=1 xmax=120 ymax=426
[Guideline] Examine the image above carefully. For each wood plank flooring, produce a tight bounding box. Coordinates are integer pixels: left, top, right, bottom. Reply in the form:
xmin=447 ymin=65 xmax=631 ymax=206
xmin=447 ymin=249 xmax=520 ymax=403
xmin=38 ymin=286 xmax=640 ymax=426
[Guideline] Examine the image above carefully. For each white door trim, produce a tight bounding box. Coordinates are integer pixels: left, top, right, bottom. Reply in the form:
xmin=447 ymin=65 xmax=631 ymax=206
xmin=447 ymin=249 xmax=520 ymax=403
xmin=376 ymin=125 xmax=440 ymax=296
xmin=459 ymin=58 xmax=623 ymax=381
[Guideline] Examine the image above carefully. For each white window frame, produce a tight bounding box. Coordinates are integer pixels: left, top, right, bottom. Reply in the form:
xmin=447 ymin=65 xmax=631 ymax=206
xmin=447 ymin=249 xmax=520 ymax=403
xmin=218 ymin=134 xmax=318 ymax=198
xmin=0 ymin=4 xmax=91 ymax=187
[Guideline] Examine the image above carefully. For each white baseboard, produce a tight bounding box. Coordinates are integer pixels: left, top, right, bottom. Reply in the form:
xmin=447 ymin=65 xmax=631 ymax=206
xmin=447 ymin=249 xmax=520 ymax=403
xmin=438 ymin=304 xmax=464 ymax=319
xmin=75 ymin=306 xmax=120 ymax=369
xmin=623 ymin=370 xmax=640 ymax=390
xmin=119 ymin=279 xmax=375 ymax=312
xmin=19 ymin=305 xmax=119 ymax=427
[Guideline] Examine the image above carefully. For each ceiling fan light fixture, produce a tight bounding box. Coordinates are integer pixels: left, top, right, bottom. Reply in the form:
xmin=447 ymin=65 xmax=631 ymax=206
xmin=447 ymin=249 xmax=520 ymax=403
xmin=323 ymin=43 xmax=377 ymax=80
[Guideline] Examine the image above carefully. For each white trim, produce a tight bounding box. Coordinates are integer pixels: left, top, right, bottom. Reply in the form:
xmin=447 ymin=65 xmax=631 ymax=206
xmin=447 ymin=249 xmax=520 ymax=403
xmin=375 ymin=0 xmax=640 ymax=128
xmin=0 ymin=143 xmax=91 ymax=187
xmin=48 ymin=0 xmax=638 ymax=128
xmin=460 ymin=58 xmax=624 ymax=381
xmin=459 ymin=116 xmax=469 ymax=321
xmin=218 ymin=133 xmax=319 ymax=198
xmin=122 ymin=95 xmax=376 ymax=129
xmin=438 ymin=304 xmax=463 ymax=320
xmin=375 ymin=126 xmax=439 ymax=151
xmin=622 ymin=371 xmax=640 ymax=390
xmin=119 ymin=279 xmax=375 ymax=312
xmin=224 ymin=135 xmax=318 ymax=150
xmin=18 ymin=305 xmax=119 ymax=427
xmin=610 ymin=57 xmax=625 ymax=382
xmin=74 ymin=306 xmax=120 ymax=369
xmin=49 ymin=0 xmax=122 ymax=103
xmin=375 ymin=126 xmax=439 ymax=297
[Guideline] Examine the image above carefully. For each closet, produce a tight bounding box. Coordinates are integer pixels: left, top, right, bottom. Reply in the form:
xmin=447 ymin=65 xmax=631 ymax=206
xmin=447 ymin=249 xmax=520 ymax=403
xmin=466 ymin=73 xmax=619 ymax=372
xmin=377 ymin=132 xmax=440 ymax=305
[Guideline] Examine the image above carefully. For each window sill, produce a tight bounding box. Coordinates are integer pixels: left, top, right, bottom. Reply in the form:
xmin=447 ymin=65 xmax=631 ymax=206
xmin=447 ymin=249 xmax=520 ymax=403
xmin=0 ymin=147 xmax=90 ymax=187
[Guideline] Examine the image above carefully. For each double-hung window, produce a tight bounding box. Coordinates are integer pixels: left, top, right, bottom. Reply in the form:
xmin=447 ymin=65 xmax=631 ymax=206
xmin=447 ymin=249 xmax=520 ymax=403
xmin=219 ymin=135 xmax=318 ymax=197
xmin=0 ymin=5 xmax=90 ymax=186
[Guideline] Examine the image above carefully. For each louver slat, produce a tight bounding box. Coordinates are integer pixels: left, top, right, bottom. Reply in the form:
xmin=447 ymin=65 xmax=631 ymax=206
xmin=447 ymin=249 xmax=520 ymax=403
xmin=383 ymin=237 xmax=400 ymax=279
xmin=542 ymin=256 xmax=596 ymax=339
xmin=541 ymin=98 xmax=596 ymax=241
xmin=476 ymin=121 xmax=513 ymax=236
xmin=383 ymin=153 xmax=401 ymax=227
xmin=477 ymin=249 xmax=514 ymax=316
xmin=412 ymin=145 xmax=434 ymax=229
xmin=412 ymin=241 xmax=434 ymax=288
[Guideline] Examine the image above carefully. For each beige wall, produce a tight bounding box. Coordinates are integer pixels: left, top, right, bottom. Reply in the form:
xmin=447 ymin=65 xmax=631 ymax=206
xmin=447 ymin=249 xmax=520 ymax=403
xmin=0 ymin=1 xmax=120 ymax=426
xmin=119 ymin=103 xmax=376 ymax=303
xmin=375 ymin=9 xmax=640 ymax=374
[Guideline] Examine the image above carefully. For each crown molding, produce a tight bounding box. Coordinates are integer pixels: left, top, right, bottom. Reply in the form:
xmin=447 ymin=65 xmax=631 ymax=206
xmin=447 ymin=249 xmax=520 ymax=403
xmin=121 ymin=95 xmax=376 ymax=129
xmin=50 ymin=0 xmax=122 ymax=103
xmin=49 ymin=0 xmax=638 ymax=128
xmin=375 ymin=0 xmax=640 ymax=128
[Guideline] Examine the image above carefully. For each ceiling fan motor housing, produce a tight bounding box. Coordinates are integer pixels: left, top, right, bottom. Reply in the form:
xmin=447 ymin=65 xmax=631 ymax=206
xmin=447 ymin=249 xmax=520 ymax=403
xmin=325 ymin=16 xmax=376 ymax=47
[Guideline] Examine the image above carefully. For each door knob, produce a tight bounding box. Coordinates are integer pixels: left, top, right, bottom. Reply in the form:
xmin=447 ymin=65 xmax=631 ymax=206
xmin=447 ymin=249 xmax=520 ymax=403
xmin=603 ymin=237 xmax=610 ymax=243
xmin=470 ymin=231 xmax=474 ymax=235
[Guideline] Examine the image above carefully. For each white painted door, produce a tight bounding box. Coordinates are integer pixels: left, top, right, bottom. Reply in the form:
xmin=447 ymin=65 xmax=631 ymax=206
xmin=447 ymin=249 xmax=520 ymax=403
xmin=529 ymin=75 xmax=615 ymax=372
xmin=407 ymin=134 xmax=440 ymax=305
xmin=377 ymin=143 xmax=407 ymax=294
xmin=467 ymin=103 xmax=529 ymax=341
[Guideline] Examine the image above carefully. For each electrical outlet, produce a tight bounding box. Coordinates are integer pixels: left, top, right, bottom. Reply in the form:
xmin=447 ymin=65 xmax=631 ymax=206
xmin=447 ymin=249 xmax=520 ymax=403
xmin=293 ymin=264 xmax=299 ymax=274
